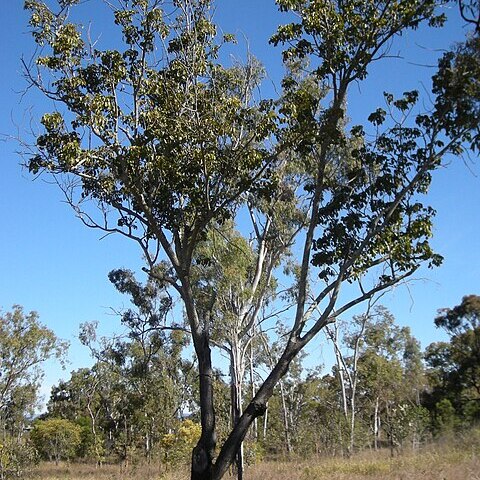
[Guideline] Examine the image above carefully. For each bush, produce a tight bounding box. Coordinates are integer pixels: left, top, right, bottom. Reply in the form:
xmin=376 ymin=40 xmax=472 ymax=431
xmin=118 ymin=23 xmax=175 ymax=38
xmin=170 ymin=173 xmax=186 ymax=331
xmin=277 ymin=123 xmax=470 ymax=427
xmin=30 ymin=418 xmax=82 ymax=464
xmin=0 ymin=437 xmax=38 ymax=479
xmin=160 ymin=419 xmax=201 ymax=467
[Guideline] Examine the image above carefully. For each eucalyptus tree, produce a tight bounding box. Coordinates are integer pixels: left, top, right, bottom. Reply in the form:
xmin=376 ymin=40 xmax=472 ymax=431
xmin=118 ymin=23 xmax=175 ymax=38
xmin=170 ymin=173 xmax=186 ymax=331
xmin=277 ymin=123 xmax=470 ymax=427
xmin=47 ymin=367 xmax=105 ymax=461
xmin=325 ymin=309 xmax=370 ymax=454
xmin=426 ymin=295 xmax=480 ymax=421
xmin=0 ymin=306 xmax=66 ymax=413
xmin=0 ymin=306 xmax=66 ymax=478
xmin=24 ymin=0 xmax=479 ymax=478
xmin=108 ymin=268 xmax=195 ymax=457
xmin=350 ymin=308 xmax=425 ymax=451
xmin=75 ymin=271 xmax=193 ymax=462
xmin=25 ymin=0 xmax=279 ymax=476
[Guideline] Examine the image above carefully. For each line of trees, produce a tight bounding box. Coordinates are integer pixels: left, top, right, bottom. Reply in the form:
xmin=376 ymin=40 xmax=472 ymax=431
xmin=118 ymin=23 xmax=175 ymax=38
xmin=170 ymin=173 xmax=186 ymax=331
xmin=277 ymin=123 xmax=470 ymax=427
xmin=0 ymin=293 xmax=478 ymax=478
xmin=15 ymin=0 xmax=480 ymax=479
xmin=16 ymin=295 xmax=480 ymax=473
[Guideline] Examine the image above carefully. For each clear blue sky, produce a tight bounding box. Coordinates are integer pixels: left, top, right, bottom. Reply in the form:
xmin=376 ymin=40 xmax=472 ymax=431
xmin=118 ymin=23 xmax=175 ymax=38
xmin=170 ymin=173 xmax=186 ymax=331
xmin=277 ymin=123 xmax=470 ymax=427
xmin=0 ymin=1 xmax=479 ymax=405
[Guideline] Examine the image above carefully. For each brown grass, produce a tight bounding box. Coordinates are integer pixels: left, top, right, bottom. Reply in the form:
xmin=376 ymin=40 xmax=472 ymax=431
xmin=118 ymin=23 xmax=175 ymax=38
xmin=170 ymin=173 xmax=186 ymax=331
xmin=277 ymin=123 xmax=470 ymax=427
xmin=248 ymin=449 xmax=480 ymax=480
xmin=28 ymin=437 xmax=480 ymax=480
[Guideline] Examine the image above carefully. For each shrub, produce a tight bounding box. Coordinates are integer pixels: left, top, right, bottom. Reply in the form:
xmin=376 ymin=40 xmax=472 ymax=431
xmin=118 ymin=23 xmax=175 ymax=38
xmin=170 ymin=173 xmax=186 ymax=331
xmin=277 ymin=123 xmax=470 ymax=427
xmin=0 ymin=437 xmax=38 ymax=479
xmin=30 ymin=418 xmax=82 ymax=464
xmin=160 ymin=419 xmax=201 ymax=467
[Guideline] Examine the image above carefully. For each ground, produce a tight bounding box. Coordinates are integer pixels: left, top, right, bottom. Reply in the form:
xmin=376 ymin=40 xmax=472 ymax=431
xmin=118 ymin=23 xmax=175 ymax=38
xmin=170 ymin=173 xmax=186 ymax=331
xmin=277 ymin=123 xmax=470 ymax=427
xmin=28 ymin=436 xmax=480 ymax=480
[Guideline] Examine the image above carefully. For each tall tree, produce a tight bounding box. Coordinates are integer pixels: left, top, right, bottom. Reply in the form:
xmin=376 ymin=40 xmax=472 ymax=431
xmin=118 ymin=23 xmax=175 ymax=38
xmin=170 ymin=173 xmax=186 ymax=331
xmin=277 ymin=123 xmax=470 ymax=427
xmin=24 ymin=0 xmax=479 ymax=478
xmin=0 ymin=306 xmax=66 ymax=415
xmin=325 ymin=309 xmax=370 ymax=454
xmin=326 ymin=305 xmax=426 ymax=453
xmin=0 ymin=306 xmax=66 ymax=479
xmin=426 ymin=295 xmax=480 ymax=421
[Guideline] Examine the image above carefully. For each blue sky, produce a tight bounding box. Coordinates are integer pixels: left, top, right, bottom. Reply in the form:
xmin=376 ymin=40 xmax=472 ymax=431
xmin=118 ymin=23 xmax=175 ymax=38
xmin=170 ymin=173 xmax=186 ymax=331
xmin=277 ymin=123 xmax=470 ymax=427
xmin=0 ymin=1 xmax=479 ymax=405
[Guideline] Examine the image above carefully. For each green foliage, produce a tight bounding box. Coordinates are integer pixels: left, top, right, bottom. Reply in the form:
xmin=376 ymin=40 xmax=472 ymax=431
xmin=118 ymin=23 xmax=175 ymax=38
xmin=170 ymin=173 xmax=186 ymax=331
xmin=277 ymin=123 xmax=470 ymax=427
xmin=430 ymin=35 xmax=480 ymax=153
xmin=435 ymin=294 xmax=480 ymax=334
xmin=270 ymin=0 xmax=478 ymax=293
xmin=0 ymin=306 xmax=67 ymax=405
xmin=272 ymin=0 xmax=446 ymax=80
xmin=0 ymin=307 xmax=67 ymax=476
xmin=46 ymin=284 xmax=192 ymax=464
xmin=242 ymin=439 xmax=264 ymax=466
xmin=433 ymin=399 xmax=458 ymax=435
xmin=0 ymin=437 xmax=38 ymax=480
xmin=74 ymin=416 xmax=99 ymax=460
xmin=160 ymin=419 xmax=201 ymax=466
xmin=426 ymin=295 xmax=480 ymax=424
xmin=23 ymin=0 xmax=480 ymax=476
xmin=30 ymin=418 xmax=82 ymax=463
xmin=25 ymin=0 xmax=277 ymax=240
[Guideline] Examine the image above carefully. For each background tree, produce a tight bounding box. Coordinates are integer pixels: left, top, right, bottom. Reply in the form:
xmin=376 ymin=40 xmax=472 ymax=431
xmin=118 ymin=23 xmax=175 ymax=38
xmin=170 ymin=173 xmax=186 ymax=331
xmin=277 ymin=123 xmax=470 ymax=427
xmin=0 ymin=306 xmax=66 ymax=413
xmin=325 ymin=310 xmax=370 ymax=454
xmin=191 ymin=210 xmax=301 ymax=478
xmin=425 ymin=295 xmax=480 ymax=426
xmin=326 ymin=306 xmax=426 ymax=453
xmin=0 ymin=306 xmax=66 ymax=479
xmin=74 ymin=296 xmax=192 ymax=464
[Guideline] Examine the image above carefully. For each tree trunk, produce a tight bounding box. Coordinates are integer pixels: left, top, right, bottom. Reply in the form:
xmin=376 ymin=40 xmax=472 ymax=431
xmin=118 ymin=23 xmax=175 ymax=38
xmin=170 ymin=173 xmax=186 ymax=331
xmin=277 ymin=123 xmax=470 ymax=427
xmin=349 ymin=394 xmax=356 ymax=454
xmin=230 ymin=344 xmax=244 ymax=480
xmin=249 ymin=343 xmax=258 ymax=441
xmin=278 ymin=379 xmax=293 ymax=454
xmin=211 ymin=339 xmax=302 ymax=480
xmin=191 ymin=331 xmax=216 ymax=480
xmin=262 ymin=403 xmax=268 ymax=441
xmin=373 ymin=397 xmax=379 ymax=451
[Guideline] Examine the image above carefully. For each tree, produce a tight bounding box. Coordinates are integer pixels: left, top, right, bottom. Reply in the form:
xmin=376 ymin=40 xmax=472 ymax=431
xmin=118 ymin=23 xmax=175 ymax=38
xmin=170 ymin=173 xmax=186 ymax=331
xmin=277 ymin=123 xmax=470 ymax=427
xmin=426 ymin=295 xmax=480 ymax=422
xmin=325 ymin=311 xmax=369 ymax=454
xmin=192 ymin=218 xmax=297 ymax=478
xmin=47 ymin=367 xmax=106 ymax=461
xmin=73 ymin=289 xmax=192 ymax=464
xmin=24 ymin=0 xmax=479 ymax=478
xmin=30 ymin=418 xmax=82 ymax=464
xmin=0 ymin=306 xmax=66 ymax=411
xmin=0 ymin=306 xmax=66 ymax=479
xmin=458 ymin=0 xmax=480 ymax=31
xmin=327 ymin=306 xmax=426 ymax=453
xmin=160 ymin=419 xmax=202 ymax=467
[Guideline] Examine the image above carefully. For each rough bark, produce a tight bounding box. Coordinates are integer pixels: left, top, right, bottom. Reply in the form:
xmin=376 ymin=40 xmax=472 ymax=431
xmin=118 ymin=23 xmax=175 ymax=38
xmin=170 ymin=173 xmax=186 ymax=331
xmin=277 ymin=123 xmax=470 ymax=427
xmin=191 ymin=333 xmax=216 ymax=480
xmin=230 ymin=344 xmax=244 ymax=480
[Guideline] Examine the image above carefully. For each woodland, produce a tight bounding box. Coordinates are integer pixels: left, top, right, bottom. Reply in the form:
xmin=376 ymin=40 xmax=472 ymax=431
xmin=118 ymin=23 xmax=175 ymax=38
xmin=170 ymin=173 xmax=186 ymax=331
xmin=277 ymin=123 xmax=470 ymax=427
xmin=1 ymin=0 xmax=479 ymax=479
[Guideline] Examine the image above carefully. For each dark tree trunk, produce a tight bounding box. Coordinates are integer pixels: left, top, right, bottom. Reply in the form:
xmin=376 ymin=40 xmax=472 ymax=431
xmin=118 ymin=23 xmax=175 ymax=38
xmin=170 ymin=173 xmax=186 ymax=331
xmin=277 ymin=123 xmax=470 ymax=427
xmin=191 ymin=332 xmax=216 ymax=480
xmin=230 ymin=346 xmax=244 ymax=480
xmin=210 ymin=339 xmax=303 ymax=480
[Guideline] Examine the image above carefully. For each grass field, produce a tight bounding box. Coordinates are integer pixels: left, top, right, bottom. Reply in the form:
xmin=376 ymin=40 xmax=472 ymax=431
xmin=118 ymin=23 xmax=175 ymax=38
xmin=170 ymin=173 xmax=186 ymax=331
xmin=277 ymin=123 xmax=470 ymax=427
xmin=28 ymin=432 xmax=480 ymax=480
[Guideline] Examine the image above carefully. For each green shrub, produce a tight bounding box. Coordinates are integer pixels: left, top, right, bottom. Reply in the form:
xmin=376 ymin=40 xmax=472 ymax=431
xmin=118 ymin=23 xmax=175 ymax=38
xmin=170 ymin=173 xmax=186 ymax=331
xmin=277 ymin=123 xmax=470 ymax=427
xmin=0 ymin=437 xmax=38 ymax=480
xmin=160 ymin=419 xmax=201 ymax=467
xmin=30 ymin=418 xmax=82 ymax=464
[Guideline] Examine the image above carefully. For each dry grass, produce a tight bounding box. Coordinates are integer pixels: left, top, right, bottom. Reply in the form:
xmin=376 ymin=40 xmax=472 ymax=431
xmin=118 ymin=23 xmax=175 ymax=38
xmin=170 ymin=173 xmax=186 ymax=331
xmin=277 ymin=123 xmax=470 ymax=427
xmin=28 ymin=461 xmax=190 ymax=480
xmin=28 ymin=436 xmax=480 ymax=480
xmin=248 ymin=449 xmax=480 ymax=480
